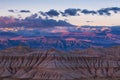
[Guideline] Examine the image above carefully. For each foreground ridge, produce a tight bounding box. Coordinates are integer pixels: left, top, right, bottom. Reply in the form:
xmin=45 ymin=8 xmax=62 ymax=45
xmin=0 ymin=46 xmax=120 ymax=80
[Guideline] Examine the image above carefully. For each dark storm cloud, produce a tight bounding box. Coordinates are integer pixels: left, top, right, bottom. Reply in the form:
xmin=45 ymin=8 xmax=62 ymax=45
xmin=62 ymin=7 xmax=120 ymax=16
xmin=39 ymin=7 xmax=120 ymax=17
xmin=97 ymin=8 xmax=111 ymax=16
xmin=109 ymin=7 xmax=120 ymax=13
xmin=39 ymin=8 xmax=81 ymax=17
xmin=97 ymin=7 xmax=120 ymax=16
xmin=45 ymin=9 xmax=60 ymax=17
xmin=39 ymin=10 xmax=60 ymax=17
xmin=20 ymin=10 xmax=30 ymax=13
xmin=81 ymin=9 xmax=97 ymax=15
xmin=8 ymin=7 xmax=120 ymax=17
xmin=39 ymin=11 xmax=47 ymax=16
xmin=63 ymin=8 xmax=81 ymax=16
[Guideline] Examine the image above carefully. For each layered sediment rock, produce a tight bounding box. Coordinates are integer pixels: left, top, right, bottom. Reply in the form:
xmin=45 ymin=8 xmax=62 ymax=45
xmin=0 ymin=46 xmax=120 ymax=80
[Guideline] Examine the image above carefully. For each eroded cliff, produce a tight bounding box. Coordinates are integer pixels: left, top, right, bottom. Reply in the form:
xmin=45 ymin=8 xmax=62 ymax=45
xmin=0 ymin=46 xmax=120 ymax=80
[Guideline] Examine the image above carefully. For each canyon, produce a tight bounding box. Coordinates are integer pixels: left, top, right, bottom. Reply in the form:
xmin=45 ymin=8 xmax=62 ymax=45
xmin=0 ymin=46 xmax=120 ymax=80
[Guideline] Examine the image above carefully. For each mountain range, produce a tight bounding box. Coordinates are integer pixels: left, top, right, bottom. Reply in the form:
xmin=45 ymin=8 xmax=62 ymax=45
xmin=0 ymin=26 xmax=120 ymax=50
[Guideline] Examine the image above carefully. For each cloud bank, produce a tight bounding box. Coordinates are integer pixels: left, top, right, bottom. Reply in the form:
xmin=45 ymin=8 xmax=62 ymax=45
xmin=8 ymin=10 xmax=31 ymax=13
xmin=38 ymin=7 xmax=120 ymax=17
xmin=0 ymin=14 xmax=73 ymax=28
xmin=8 ymin=7 xmax=120 ymax=17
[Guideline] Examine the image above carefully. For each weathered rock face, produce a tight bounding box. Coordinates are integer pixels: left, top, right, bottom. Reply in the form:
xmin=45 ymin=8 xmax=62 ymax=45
xmin=0 ymin=46 xmax=120 ymax=80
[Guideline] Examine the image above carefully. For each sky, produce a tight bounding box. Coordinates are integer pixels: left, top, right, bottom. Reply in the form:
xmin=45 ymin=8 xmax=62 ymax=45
xmin=0 ymin=0 xmax=120 ymax=26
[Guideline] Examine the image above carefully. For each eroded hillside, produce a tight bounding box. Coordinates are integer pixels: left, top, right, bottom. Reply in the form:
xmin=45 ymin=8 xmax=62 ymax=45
xmin=0 ymin=46 xmax=120 ymax=80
